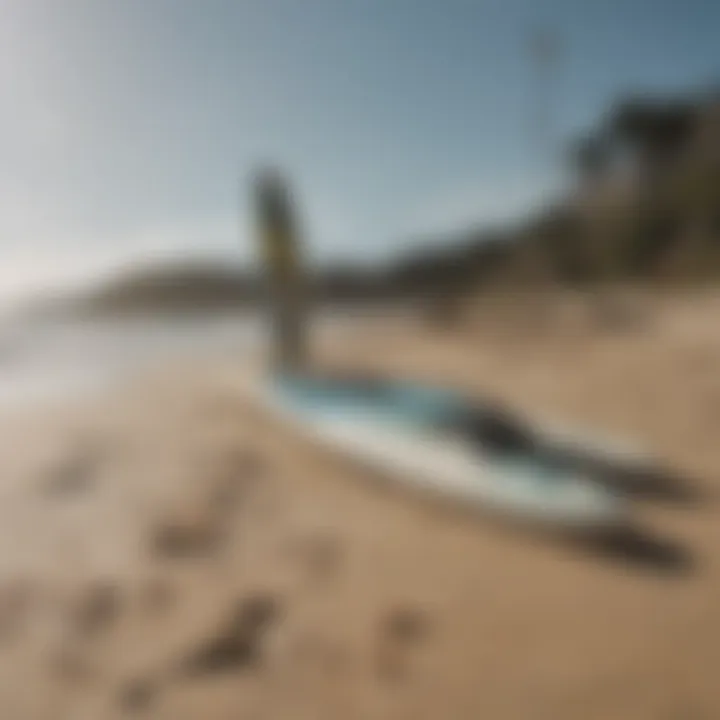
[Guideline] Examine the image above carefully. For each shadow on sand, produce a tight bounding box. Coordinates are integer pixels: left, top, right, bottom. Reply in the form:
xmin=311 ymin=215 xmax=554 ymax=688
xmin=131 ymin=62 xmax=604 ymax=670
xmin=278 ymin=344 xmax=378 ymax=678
xmin=265 ymin=380 xmax=701 ymax=577
xmin=358 ymin=461 xmax=698 ymax=576
xmin=478 ymin=405 xmax=702 ymax=574
xmin=475 ymin=403 xmax=705 ymax=507
xmin=451 ymin=399 xmax=705 ymax=507
xmin=342 ymin=453 xmax=699 ymax=577
xmin=574 ymin=525 xmax=696 ymax=576
xmin=543 ymin=444 xmax=706 ymax=507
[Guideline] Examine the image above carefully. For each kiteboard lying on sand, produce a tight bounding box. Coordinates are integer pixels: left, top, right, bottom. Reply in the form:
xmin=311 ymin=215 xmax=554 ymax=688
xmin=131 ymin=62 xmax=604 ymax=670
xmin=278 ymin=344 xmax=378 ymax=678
xmin=251 ymin=372 xmax=628 ymax=530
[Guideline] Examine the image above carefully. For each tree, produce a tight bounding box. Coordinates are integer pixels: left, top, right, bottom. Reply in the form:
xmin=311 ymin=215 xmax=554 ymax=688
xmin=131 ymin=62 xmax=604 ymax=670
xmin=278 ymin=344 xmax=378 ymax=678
xmin=608 ymin=98 xmax=697 ymax=178
xmin=569 ymin=134 xmax=610 ymax=186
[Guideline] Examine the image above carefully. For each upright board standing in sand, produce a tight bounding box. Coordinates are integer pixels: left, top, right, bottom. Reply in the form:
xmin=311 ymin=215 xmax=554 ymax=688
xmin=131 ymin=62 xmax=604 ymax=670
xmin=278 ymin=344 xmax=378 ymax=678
xmin=253 ymin=168 xmax=308 ymax=372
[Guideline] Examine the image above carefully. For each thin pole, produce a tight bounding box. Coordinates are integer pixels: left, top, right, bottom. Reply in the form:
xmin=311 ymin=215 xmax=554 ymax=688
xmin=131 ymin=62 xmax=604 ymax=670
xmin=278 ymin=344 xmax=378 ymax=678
xmin=528 ymin=29 xmax=562 ymax=172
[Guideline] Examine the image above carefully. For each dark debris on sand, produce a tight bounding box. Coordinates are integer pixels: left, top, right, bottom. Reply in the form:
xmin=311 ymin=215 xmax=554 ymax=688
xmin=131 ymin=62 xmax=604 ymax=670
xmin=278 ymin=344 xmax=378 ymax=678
xmin=178 ymin=594 xmax=282 ymax=677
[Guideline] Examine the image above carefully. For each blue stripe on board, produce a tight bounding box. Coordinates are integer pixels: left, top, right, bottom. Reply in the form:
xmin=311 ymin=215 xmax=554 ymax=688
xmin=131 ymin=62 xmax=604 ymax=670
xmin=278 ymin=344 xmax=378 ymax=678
xmin=271 ymin=373 xmax=465 ymax=427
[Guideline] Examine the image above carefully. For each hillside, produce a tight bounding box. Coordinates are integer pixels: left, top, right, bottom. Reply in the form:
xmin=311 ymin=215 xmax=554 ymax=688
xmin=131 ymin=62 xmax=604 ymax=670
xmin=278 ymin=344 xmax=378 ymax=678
xmin=40 ymin=88 xmax=720 ymax=319
xmin=42 ymin=235 xmax=515 ymax=317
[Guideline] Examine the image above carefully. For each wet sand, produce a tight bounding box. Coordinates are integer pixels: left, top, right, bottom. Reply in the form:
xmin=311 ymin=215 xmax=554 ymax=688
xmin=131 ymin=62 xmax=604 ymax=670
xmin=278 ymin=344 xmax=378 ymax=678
xmin=0 ymin=290 xmax=718 ymax=719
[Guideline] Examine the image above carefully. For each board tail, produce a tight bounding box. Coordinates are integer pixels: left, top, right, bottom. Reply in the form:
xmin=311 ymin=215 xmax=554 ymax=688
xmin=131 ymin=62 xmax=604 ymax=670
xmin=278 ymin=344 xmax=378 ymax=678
xmin=252 ymin=168 xmax=308 ymax=372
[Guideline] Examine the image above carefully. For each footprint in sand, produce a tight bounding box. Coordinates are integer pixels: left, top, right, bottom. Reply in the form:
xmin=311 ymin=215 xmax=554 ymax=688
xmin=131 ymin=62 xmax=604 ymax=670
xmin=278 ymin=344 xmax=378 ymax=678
xmin=289 ymin=631 xmax=351 ymax=679
xmin=150 ymin=511 xmax=226 ymax=559
xmin=375 ymin=606 xmax=432 ymax=684
xmin=383 ymin=607 xmax=430 ymax=644
xmin=42 ymin=440 xmax=104 ymax=498
xmin=113 ymin=594 xmax=281 ymax=714
xmin=117 ymin=676 xmax=158 ymax=714
xmin=50 ymin=644 xmax=96 ymax=685
xmin=140 ymin=575 xmax=176 ymax=615
xmin=70 ymin=580 xmax=122 ymax=638
xmin=150 ymin=446 xmax=268 ymax=560
xmin=284 ymin=530 xmax=344 ymax=585
xmin=210 ymin=448 xmax=266 ymax=514
xmin=0 ymin=578 xmax=37 ymax=644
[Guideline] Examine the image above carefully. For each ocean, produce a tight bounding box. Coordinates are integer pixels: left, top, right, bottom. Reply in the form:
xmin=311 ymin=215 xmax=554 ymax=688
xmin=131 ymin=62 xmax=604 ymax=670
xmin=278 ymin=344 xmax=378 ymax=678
xmin=0 ymin=311 xmax=264 ymax=407
xmin=0 ymin=306 xmax=402 ymax=409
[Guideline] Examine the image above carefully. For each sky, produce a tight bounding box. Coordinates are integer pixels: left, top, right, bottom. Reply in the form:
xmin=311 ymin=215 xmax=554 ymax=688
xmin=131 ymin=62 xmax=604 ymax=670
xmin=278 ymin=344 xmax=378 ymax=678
xmin=1 ymin=0 xmax=719 ymax=302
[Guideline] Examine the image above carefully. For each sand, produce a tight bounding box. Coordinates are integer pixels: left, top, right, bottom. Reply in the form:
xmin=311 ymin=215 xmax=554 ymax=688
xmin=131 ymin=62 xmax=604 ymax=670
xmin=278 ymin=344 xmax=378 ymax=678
xmin=0 ymin=289 xmax=718 ymax=719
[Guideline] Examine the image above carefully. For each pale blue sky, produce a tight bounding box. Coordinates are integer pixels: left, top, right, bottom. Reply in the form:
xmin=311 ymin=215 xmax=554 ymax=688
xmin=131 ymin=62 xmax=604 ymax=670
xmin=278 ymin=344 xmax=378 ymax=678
xmin=1 ymin=0 xmax=718 ymax=300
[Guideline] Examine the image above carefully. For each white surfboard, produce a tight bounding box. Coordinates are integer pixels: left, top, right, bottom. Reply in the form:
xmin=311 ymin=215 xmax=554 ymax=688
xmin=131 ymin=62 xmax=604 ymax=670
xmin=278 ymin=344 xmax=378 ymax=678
xmin=250 ymin=374 xmax=628 ymax=530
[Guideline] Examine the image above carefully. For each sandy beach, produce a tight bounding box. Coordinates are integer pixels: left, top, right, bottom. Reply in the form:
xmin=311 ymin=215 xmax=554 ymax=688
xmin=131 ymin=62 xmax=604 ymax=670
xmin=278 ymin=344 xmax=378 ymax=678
xmin=0 ymin=290 xmax=718 ymax=719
